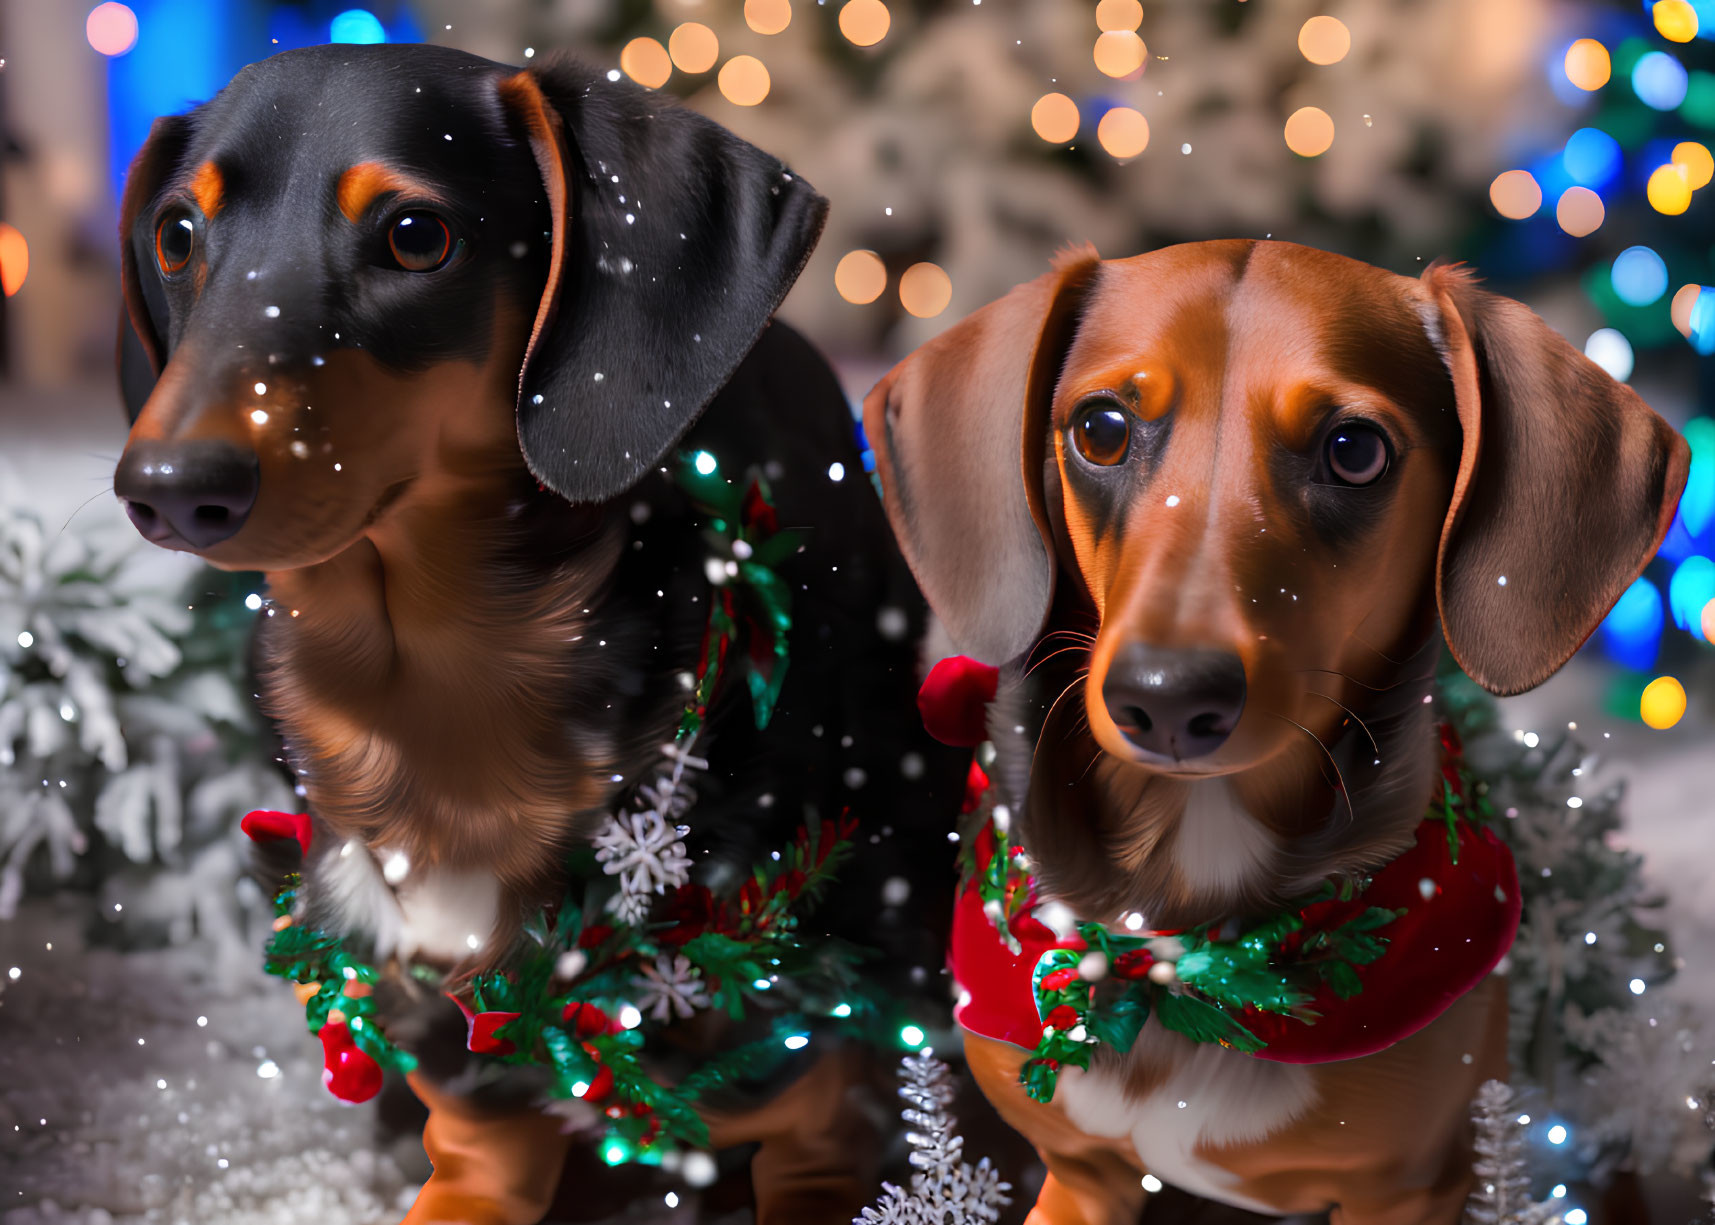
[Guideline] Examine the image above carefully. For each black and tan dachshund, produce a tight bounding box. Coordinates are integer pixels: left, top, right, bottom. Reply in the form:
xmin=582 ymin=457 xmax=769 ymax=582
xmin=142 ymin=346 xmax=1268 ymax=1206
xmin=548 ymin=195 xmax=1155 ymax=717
xmin=112 ymin=44 xmax=965 ymax=1224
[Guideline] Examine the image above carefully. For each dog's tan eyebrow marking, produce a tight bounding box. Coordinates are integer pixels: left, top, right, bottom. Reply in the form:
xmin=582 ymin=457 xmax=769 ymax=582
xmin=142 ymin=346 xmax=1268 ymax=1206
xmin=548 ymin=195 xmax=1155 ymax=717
xmin=336 ymin=162 xmax=440 ymax=223
xmin=189 ymin=161 xmax=224 ymax=218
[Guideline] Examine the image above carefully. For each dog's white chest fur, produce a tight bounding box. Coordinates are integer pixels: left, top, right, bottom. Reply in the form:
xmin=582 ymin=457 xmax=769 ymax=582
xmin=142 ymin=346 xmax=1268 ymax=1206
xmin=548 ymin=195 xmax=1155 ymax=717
xmin=319 ymin=839 xmax=501 ymax=964
xmin=1054 ymin=1034 xmax=1316 ymax=1213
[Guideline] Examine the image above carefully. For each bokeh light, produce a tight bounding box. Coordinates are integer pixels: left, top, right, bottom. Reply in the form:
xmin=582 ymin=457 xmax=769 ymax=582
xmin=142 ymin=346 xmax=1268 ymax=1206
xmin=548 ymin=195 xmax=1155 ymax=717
xmin=1655 ymin=0 xmax=1700 ymax=42
xmin=1562 ymin=128 xmax=1621 ymax=187
xmin=1602 ymin=576 xmax=1664 ymax=671
xmin=1691 ymin=289 xmax=1715 ymax=354
xmin=1640 ymin=675 xmax=1687 ymax=730
xmin=1674 ymin=140 xmax=1713 ymax=189
xmin=1298 ymin=17 xmax=1351 ymax=66
xmin=1633 ymin=51 xmax=1689 ymax=110
xmin=1648 ymin=164 xmax=1693 ymax=214
xmin=839 ymin=0 xmax=891 ymax=48
xmin=0 ymin=222 xmax=28 ymax=297
xmin=1669 ymin=556 xmax=1715 ymax=631
xmin=1683 ymin=425 xmax=1715 ymax=532
xmin=329 ymin=8 xmax=384 ymax=44
xmin=1284 ymin=107 xmax=1335 ymax=157
xmin=1556 ymin=186 xmax=1605 ymax=236
xmin=620 ymin=37 xmax=672 ymax=89
xmin=1096 ymin=0 xmax=1143 ymax=33
xmin=1564 ymin=39 xmax=1611 ymax=91
xmin=1097 ymin=107 xmax=1149 ymax=159
xmin=669 ymin=23 xmax=719 ymax=74
xmin=1612 ymin=246 xmax=1669 ymax=306
xmin=1673 ymin=284 xmax=1702 ymax=337
xmin=1584 ymin=328 xmax=1634 ymax=381
xmin=745 ymin=0 xmax=792 ymax=36
xmin=900 ymin=262 xmax=952 ymax=318
xmin=1703 ymin=598 xmax=1715 ymax=645
xmin=834 ymin=250 xmax=887 ymax=305
xmin=86 ymin=3 xmax=139 ymax=56
xmin=1094 ymin=31 xmax=1147 ymax=78
xmin=718 ymin=55 xmax=771 ymax=106
xmin=1031 ymin=92 xmax=1081 ymax=144
xmin=1490 ymin=170 xmax=1542 ymax=219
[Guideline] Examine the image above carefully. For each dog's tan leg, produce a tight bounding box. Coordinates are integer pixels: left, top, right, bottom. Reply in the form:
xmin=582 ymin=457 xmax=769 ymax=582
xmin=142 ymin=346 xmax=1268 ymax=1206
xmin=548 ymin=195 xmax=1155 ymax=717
xmin=703 ymin=1045 xmax=881 ymax=1225
xmin=401 ymin=1073 xmax=573 ymax=1225
xmin=964 ymin=1033 xmax=1146 ymax=1225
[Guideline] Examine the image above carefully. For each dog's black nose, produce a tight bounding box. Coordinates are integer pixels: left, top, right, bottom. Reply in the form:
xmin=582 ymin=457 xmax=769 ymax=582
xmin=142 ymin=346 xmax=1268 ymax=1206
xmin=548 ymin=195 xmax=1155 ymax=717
xmin=115 ymin=441 xmax=259 ymax=550
xmin=1101 ymin=644 xmax=1247 ymax=761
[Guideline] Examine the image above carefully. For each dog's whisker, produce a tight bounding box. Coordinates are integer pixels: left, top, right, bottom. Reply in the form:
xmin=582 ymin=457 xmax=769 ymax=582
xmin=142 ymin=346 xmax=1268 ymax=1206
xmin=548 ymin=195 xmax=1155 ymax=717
xmin=1267 ymin=711 xmax=1355 ymax=825
xmin=1304 ymin=690 xmax=1380 ymax=759
xmin=1024 ymin=643 xmax=1092 ymax=678
xmin=1293 ymin=666 xmax=1436 ymax=695
xmin=55 ymin=487 xmax=120 ymax=544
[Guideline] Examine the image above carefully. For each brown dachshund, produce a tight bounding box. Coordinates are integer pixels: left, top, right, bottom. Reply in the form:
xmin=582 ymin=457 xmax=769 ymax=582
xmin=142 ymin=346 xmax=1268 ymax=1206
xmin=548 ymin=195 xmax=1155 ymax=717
xmin=864 ymin=241 xmax=1688 ymax=1224
xmin=111 ymin=44 xmax=966 ymax=1224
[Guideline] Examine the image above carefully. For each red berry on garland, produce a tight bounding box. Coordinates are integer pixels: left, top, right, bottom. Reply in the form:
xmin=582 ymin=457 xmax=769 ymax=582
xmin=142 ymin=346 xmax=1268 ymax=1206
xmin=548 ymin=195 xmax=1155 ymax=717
xmin=961 ymin=761 xmax=990 ymax=814
xmin=582 ymin=1063 xmax=615 ymax=1103
xmin=578 ymin=924 xmax=614 ymax=949
xmin=1111 ymin=949 xmax=1155 ymax=979
xmin=449 ymin=994 xmax=521 ymax=1056
xmin=241 ymin=809 xmax=314 ymax=856
xmin=917 ymin=655 xmax=1000 ymax=746
xmin=1043 ymin=1004 xmax=1080 ymax=1032
xmin=563 ymin=1002 xmax=616 ymax=1037
xmin=1040 ymin=968 xmax=1080 ymax=991
xmin=318 ymin=1021 xmax=383 ymax=1104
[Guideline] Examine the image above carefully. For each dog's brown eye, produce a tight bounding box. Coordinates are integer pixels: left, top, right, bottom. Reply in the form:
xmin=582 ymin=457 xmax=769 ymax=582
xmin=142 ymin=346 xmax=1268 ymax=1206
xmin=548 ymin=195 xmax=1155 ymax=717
xmin=155 ymin=208 xmax=197 ymax=276
xmin=1326 ymin=424 xmax=1390 ymax=485
xmin=1070 ymin=402 xmax=1132 ymax=466
xmin=388 ymin=211 xmax=453 ymax=272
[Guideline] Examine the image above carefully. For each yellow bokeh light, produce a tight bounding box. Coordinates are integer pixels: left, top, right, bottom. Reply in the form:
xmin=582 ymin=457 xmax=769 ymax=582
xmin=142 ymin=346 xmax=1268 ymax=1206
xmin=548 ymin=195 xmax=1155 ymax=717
xmin=1556 ymin=186 xmax=1605 ymax=237
xmin=1655 ymin=0 xmax=1699 ymax=42
xmin=839 ymin=0 xmax=891 ymax=47
xmin=1702 ymin=597 xmax=1715 ymax=644
xmin=1564 ymin=38 xmax=1611 ymax=91
xmin=1298 ymin=16 xmax=1351 ymax=66
xmin=1674 ymin=140 xmax=1714 ymax=189
xmin=745 ymin=0 xmax=792 ymax=36
xmin=1097 ymin=107 xmax=1150 ymax=159
xmin=1284 ymin=107 xmax=1335 ymax=157
xmin=620 ymin=37 xmax=672 ymax=89
xmin=900 ymin=262 xmax=952 ymax=318
xmin=1649 ymin=164 xmax=1693 ymax=215
xmin=1031 ymin=92 xmax=1081 ymax=144
xmin=1673 ymin=283 xmax=1702 ymax=337
xmin=718 ymin=55 xmax=772 ymax=106
xmin=1095 ymin=0 xmax=1143 ymax=33
xmin=1489 ymin=170 xmax=1542 ymax=220
xmin=1640 ymin=675 xmax=1687 ymax=730
xmin=835 ymin=250 xmax=887 ymax=305
xmin=0 ymin=222 xmax=28 ymax=297
xmin=1093 ymin=30 xmax=1147 ymax=78
xmin=669 ymin=23 xmax=719 ymax=74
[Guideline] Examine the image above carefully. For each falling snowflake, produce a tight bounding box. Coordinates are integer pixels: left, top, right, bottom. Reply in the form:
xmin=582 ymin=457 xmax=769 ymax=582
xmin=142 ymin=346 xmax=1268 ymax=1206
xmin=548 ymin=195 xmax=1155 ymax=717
xmin=591 ymin=737 xmax=704 ymax=923
xmin=634 ymin=953 xmax=710 ymax=1022
xmin=854 ymin=1051 xmax=1011 ymax=1225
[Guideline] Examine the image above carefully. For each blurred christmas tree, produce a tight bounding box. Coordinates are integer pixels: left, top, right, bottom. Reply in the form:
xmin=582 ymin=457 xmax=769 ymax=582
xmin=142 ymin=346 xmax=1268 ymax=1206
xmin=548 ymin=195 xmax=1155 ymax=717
xmin=1440 ymin=658 xmax=1712 ymax=1195
xmin=0 ymin=489 xmax=290 ymax=955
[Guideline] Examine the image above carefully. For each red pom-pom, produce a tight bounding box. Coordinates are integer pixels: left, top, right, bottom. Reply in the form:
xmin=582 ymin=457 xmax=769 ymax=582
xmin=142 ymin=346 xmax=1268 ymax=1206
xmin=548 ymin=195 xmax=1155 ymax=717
xmin=241 ymin=810 xmax=313 ymax=857
xmin=319 ymin=1021 xmax=383 ymax=1103
xmin=1042 ymin=1004 xmax=1080 ymax=1032
xmin=917 ymin=656 xmax=1000 ymax=746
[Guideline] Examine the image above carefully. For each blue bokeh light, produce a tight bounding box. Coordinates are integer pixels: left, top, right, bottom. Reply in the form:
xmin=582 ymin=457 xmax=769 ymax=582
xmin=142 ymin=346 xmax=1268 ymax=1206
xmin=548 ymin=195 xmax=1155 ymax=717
xmin=330 ymin=9 xmax=387 ymax=44
xmin=1601 ymin=576 xmax=1665 ymax=670
xmin=1563 ymin=127 xmax=1622 ymax=187
xmin=1689 ymin=288 xmax=1715 ymax=355
xmin=1634 ymin=51 xmax=1690 ymax=110
xmin=1669 ymin=556 xmax=1715 ymax=630
xmin=1612 ymin=245 xmax=1669 ymax=306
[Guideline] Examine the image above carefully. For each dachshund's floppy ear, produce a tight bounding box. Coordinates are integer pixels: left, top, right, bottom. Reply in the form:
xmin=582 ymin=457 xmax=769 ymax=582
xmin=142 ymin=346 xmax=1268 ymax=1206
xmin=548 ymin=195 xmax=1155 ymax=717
xmin=863 ymin=249 xmax=1101 ymax=666
xmin=117 ymin=114 xmax=193 ymax=419
xmin=498 ymin=65 xmax=827 ymax=503
xmin=1423 ymin=264 xmax=1690 ymax=696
